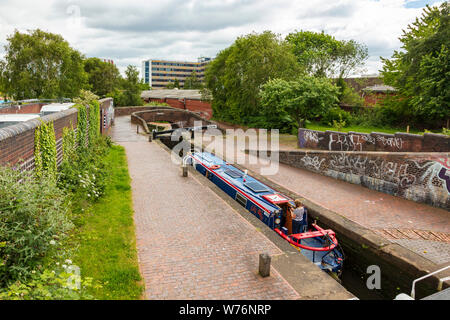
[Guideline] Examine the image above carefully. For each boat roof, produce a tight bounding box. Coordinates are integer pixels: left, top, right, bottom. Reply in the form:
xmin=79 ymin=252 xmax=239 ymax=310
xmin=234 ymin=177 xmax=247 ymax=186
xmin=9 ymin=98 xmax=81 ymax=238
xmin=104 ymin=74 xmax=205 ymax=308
xmin=191 ymin=152 xmax=294 ymax=213
xmin=0 ymin=114 xmax=40 ymax=122
xmin=40 ymin=103 xmax=75 ymax=112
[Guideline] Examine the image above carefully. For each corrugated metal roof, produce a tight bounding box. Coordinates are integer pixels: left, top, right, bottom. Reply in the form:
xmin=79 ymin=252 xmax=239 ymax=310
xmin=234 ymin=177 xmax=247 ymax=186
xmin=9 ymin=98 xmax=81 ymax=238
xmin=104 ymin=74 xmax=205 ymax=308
xmin=40 ymin=103 xmax=75 ymax=112
xmin=141 ymin=89 xmax=203 ymax=100
xmin=363 ymin=85 xmax=397 ymax=92
xmin=0 ymin=114 xmax=40 ymax=122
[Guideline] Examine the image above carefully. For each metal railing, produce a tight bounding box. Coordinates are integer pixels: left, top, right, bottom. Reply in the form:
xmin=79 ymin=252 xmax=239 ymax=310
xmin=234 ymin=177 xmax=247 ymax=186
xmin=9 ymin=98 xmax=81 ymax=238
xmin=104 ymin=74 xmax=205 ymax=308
xmin=411 ymin=265 xmax=450 ymax=299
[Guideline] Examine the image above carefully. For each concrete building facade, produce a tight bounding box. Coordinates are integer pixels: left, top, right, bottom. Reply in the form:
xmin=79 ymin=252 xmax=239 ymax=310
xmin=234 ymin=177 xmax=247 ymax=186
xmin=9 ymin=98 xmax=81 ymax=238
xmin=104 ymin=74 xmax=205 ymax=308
xmin=141 ymin=57 xmax=212 ymax=89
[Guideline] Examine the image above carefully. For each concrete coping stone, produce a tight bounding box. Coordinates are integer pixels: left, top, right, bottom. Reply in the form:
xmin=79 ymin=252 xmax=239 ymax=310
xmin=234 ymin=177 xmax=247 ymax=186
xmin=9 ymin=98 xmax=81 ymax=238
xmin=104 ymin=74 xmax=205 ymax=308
xmin=394 ymin=132 xmax=424 ymax=139
xmin=0 ymin=108 xmax=78 ymax=142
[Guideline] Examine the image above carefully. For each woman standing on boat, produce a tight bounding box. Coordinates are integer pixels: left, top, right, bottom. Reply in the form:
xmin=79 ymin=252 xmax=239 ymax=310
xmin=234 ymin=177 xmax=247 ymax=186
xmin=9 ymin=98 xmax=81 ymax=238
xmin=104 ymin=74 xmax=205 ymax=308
xmin=292 ymin=199 xmax=305 ymax=234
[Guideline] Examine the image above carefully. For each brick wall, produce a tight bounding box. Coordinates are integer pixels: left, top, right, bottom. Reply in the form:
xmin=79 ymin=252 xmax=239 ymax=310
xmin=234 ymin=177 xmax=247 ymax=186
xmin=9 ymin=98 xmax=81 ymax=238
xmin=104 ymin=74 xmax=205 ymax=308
xmin=0 ymin=108 xmax=78 ymax=169
xmin=0 ymin=98 xmax=113 ymax=170
xmin=146 ymin=97 xmax=213 ymax=119
xmin=0 ymin=103 xmax=45 ymax=114
xmin=253 ymin=149 xmax=450 ymax=209
xmin=130 ymin=108 xmax=219 ymax=134
xmin=298 ymin=128 xmax=449 ymax=153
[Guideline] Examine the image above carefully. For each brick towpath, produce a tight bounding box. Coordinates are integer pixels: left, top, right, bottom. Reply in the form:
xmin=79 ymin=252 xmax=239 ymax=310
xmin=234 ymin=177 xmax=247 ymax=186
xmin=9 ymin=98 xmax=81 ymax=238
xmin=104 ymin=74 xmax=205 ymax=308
xmin=110 ymin=117 xmax=351 ymax=299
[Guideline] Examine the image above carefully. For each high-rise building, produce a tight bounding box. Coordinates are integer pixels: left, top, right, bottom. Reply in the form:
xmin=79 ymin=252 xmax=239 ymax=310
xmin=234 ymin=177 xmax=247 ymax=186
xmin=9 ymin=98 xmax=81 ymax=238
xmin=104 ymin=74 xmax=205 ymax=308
xmin=141 ymin=57 xmax=212 ymax=88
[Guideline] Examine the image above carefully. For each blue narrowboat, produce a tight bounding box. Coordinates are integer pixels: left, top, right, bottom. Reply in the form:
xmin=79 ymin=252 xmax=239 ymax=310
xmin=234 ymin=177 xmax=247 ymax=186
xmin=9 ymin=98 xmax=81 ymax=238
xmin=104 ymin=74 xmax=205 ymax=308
xmin=186 ymin=151 xmax=344 ymax=274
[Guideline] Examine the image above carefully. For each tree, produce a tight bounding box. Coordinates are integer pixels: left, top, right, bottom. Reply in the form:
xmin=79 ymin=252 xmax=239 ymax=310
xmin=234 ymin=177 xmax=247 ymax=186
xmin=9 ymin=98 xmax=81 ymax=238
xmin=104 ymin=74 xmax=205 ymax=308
xmin=84 ymin=58 xmax=121 ymax=97
xmin=184 ymin=71 xmax=203 ymax=89
xmin=381 ymin=3 xmax=449 ymax=125
xmin=204 ymin=31 xmax=302 ymax=123
xmin=121 ymin=65 xmax=143 ymax=106
xmin=0 ymin=29 xmax=87 ymax=100
xmin=260 ymin=77 xmax=339 ymax=129
xmin=286 ymin=30 xmax=368 ymax=79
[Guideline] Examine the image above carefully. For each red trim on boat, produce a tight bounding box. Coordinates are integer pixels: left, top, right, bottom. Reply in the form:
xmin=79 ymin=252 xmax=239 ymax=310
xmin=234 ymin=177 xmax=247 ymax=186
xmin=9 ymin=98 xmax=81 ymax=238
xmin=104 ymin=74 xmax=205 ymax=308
xmin=274 ymin=224 xmax=338 ymax=252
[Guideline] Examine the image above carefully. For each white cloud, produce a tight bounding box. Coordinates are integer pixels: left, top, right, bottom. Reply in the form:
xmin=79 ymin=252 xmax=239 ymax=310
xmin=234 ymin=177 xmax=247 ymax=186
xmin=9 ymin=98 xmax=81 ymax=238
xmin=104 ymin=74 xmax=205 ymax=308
xmin=0 ymin=0 xmax=444 ymax=76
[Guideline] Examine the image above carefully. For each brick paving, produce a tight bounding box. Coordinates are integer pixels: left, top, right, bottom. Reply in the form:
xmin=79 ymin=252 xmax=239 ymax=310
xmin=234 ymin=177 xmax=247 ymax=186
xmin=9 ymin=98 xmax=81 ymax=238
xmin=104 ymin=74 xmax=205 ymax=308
xmin=209 ymin=136 xmax=450 ymax=265
xmin=110 ymin=117 xmax=301 ymax=300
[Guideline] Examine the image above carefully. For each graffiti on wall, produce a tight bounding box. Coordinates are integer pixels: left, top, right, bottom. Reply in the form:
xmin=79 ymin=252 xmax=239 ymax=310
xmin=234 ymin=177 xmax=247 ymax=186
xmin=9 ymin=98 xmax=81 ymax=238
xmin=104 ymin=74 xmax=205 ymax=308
xmin=329 ymin=133 xmax=375 ymax=152
xmin=294 ymin=152 xmax=449 ymax=208
xmin=300 ymin=154 xmax=325 ymax=171
xmin=328 ymin=132 xmax=404 ymax=152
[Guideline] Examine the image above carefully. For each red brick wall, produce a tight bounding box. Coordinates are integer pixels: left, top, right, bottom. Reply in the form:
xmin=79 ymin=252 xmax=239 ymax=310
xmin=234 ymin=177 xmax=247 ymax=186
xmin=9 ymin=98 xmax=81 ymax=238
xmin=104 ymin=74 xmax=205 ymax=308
xmin=0 ymin=109 xmax=78 ymax=169
xmin=0 ymin=99 xmax=113 ymax=170
xmin=147 ymin=98 xmax=213 ymax=119
xmin=0 ymin=103 xmax=44 ymax=114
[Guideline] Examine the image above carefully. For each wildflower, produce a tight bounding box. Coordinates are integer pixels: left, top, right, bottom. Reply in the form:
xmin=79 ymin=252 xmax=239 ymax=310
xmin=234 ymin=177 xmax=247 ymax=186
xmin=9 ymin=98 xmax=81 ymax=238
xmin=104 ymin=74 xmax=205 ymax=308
xmin=50 ymin=240 xmax=56 ymax=245
xmin=65 ymin=259 xmax=72 ymax=265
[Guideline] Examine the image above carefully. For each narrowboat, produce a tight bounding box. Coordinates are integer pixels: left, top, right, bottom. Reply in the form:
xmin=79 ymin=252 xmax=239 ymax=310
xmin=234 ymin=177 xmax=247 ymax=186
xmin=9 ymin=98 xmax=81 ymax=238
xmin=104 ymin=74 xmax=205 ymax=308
xmin=185 ymin=151 xmax=344 ymax=274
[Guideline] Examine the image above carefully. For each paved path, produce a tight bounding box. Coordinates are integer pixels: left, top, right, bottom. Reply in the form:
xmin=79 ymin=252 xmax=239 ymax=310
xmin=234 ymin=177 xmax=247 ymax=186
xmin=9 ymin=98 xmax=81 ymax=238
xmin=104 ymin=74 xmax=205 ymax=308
xmin=208 ymin=135 xmax=450 ymax=265
xmin=110 ymin=117 xmax=302 ymax=299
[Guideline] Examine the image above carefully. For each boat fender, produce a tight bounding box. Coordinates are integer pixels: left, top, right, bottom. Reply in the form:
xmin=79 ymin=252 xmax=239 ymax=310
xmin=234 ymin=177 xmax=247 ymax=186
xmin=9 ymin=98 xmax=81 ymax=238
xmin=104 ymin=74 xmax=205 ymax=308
xmin=210 ymin=165 xmax=221 ymax=170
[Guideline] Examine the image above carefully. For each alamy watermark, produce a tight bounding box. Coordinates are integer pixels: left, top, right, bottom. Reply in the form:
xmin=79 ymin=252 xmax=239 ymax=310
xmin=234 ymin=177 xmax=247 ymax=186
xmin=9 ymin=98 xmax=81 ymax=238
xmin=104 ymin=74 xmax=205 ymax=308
xmin=366 ymin=265 xmax=381 ymax=290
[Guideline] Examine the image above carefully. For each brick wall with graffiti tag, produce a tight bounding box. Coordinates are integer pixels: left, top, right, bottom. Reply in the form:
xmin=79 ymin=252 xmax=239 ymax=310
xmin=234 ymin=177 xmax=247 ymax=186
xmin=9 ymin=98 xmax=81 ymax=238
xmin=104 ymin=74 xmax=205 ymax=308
xmin=255 ymin=149 xmax=450 ymax=209
xmin=298 ymin=129 xmax=449 ymax=153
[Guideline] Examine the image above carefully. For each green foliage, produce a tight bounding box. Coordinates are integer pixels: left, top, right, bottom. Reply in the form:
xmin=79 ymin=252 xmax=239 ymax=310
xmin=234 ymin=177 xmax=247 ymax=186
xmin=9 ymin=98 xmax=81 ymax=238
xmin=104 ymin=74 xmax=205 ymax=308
xmin=260 ymin=76 xmax=339 ymax=128
xmin=0 ymin=29 xmax=87 ymax=100
xmin=0 ymin=167 xmax=72 ymax=285
xmin=321 ymin=107 xmax=351 ymax=127
xmin=76 ymin=104 xmax=88 ymax=149
xmin=62 ymin=124 xmax=77 ymax=162
xmin=58 ymin=136 xmax=108 ymax=201
xmin=286 ymin=30 xmax=368 ymax=78
xmin=88 ymin=101 xmax=100 ymax=146
xmin=204 ymin=31 xmax=301 ymax=124
xmin=84 ymin=58 xmax=121 ymax=97
xmin=145 ymin=101 xmax=170 ymax=107
xmin=34 ymin=121 xmax=57 ymax=181
xmin=331 ymin=114 xmax=347 ymax=132
xmin=165 ymin=82 xmax=175 ymax=89
xmin=73 ymin=89 xmax=99 ymax=106
xmin=70 ymin=146 xmax=143 ymax=300
xmin=34 ymin=127 xmax=43 ymax=179
xmin=184 ymin=71 xmax=203 ymax=89
xmin=442 ymin=128 xmax=450 ymax=136
xmin=0 ymin=262 xmax=101 ymax=300
xmin=120 ymin=65 xmax=144 ymax=106
xmin=381 ymin=3 xmax=449 ymax=126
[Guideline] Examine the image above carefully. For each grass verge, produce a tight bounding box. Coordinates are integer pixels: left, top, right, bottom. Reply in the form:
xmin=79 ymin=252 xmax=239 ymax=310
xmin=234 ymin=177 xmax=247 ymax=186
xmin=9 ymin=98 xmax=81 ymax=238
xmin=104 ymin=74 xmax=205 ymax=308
xmin=71 ymin=145 xmax=143 ymax=300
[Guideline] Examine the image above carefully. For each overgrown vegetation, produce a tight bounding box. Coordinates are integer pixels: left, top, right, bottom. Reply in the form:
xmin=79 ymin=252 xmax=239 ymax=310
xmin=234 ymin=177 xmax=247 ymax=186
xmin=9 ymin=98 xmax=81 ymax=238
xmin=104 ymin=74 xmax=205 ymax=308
xmin=69 ymin=146 xmax=143 ymax=299
xmin=0 ymin=97 xmax=142 ymax=300
xmin=381 ymin=3 xmax=449 ymax=128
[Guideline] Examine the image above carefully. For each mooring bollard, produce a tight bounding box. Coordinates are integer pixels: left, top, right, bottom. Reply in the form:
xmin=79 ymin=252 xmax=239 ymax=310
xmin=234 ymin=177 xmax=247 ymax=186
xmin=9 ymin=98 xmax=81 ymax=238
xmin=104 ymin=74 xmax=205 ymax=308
xmin=259 ymin=253 xmax=271 ymax=277
xmin=148 ymin=134 xmax=152 ymax=142
xmin=137 ymin=125 xmax=139 ymax=134
xmin=182 ymin=165 xmax=188 ymax=177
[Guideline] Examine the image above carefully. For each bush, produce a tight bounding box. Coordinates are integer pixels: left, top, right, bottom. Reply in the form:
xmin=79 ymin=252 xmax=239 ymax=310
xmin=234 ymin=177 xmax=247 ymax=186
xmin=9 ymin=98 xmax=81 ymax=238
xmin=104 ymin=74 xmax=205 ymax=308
xmin=58 ymin=136 xmax=108 ymax=201
xmin=320 ymin=107 xmax=351 ymax=127
xmin=0 ymin=261 xmax=101 ymax=300
xmin=0 ymin=168 xmax=73 ymax=285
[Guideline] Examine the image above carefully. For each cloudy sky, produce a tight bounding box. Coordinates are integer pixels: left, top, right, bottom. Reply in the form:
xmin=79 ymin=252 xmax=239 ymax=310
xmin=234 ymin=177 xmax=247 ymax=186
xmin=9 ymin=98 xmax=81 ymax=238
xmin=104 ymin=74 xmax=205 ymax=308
xmin=0 ymin=0 xmax=444 ymax=77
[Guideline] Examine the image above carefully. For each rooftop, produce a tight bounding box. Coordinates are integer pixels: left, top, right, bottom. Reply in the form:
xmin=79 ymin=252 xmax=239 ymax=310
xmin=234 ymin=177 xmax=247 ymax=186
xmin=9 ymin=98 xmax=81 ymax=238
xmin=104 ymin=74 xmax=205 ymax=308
xmin=141 ymin=89 xmax=203 ymax=100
